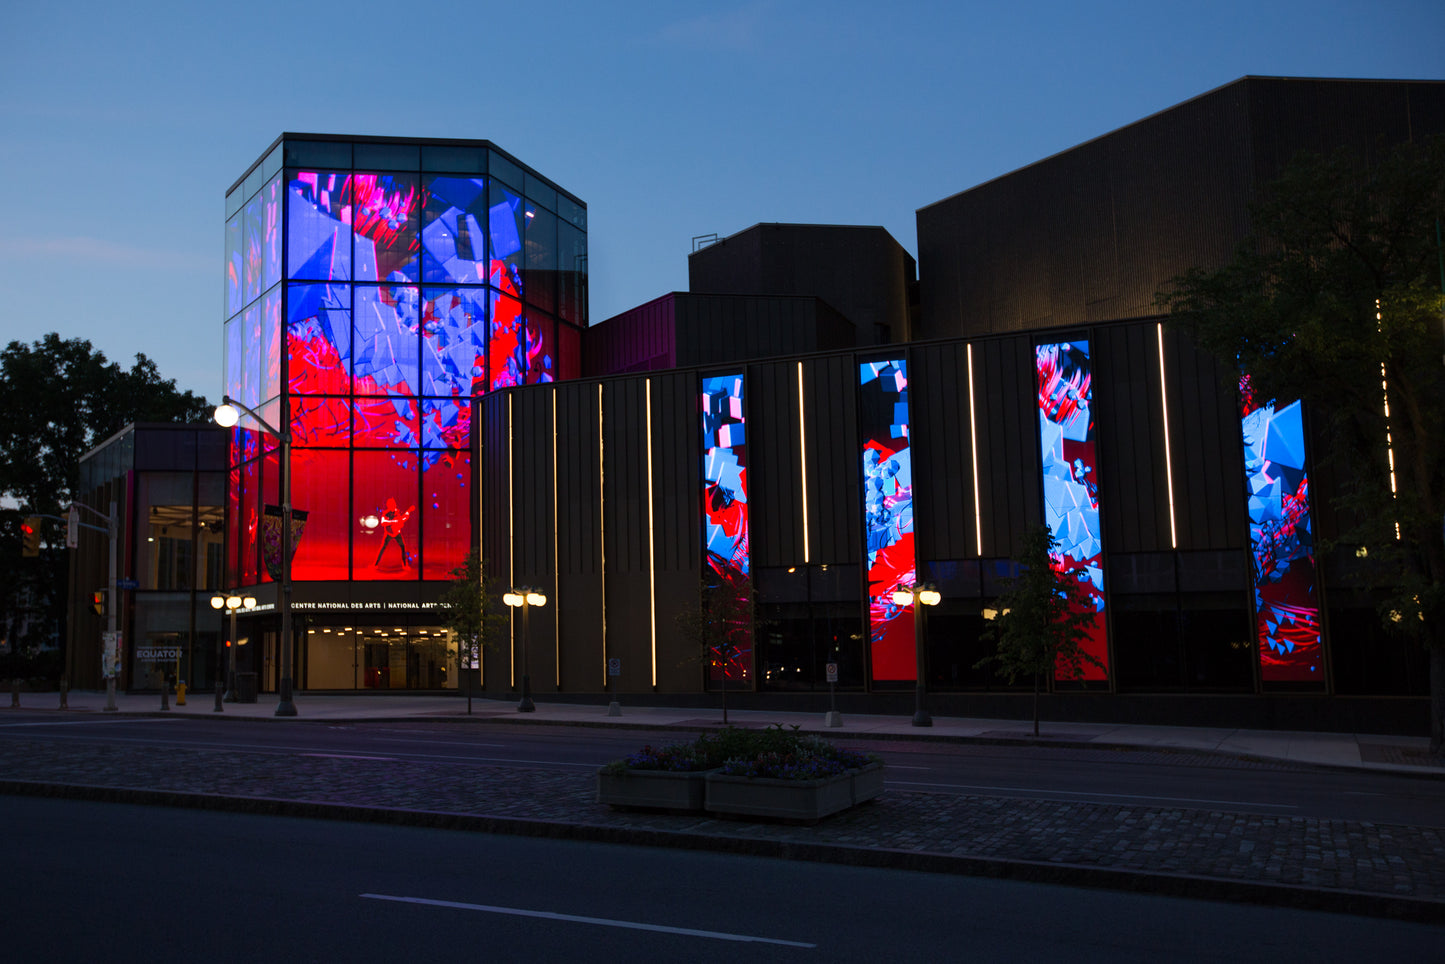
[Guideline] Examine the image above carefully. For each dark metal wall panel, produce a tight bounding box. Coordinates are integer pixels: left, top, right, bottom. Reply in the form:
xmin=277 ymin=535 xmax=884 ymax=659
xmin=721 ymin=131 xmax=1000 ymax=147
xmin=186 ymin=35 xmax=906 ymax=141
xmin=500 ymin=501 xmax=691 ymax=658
xmin=478 ymin=393 xmax=511 ymax=574
xmin=1162 ymin=327 xmax=1247 ymax=550
xmin=1094 ymin=324 xmax=1170 ymax=552
xmin=513 ymin=387 xmax=555 ymax=580
xmin=911 ymin=342 xmax=978 ymax=561
xmin=650 ymin=371 xmax=701 ymax=574
xmin=748 ymin=360 xmax=803 ymax=568
xmin=555 ymin=381 xmax=601 ymax=575
xmin=583 ymin=294 xmax=677 ymax=376
xmin=973 ymin=335 xmax=1041 ymax=557
xmin=603 ymin=377 xmax=650 ymax=573
xmin=801 ymin=355 xmax=862 ymax=565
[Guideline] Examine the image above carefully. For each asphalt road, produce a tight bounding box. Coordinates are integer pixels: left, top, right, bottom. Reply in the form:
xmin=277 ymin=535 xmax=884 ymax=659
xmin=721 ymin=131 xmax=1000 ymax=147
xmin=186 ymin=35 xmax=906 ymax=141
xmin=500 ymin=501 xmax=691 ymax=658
xmin=5 ymin=796 xmax=1442 ymax=963
xmin=4 ymin=712 xmax=1443 ymax=826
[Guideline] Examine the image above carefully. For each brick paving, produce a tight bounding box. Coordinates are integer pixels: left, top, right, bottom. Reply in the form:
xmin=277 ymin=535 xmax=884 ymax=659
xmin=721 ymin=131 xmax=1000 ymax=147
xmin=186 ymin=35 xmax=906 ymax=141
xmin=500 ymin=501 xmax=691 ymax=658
xmin=2 ymin=733 xmax=1443 ymax=919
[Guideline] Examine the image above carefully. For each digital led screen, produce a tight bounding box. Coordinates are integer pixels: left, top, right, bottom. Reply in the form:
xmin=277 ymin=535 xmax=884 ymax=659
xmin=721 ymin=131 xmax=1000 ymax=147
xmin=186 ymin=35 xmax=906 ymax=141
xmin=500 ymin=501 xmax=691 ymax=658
xmin=288 ymin=448 xmax=351 ymax=581
xmin=353 ymin=285 xmax=420 ymax=397
xmin=244 ymin=194 xmax=264 ymax=306
xmin=489 ymin=288 xmax=525 ymax=390
xmin=353 ymin=173 xmax=419 ymax=283
xmin=1035 ymin=341 xmax=1109 ymax=681
xmin=263 ymin=288 xmax=282 ymax=404
xmin=421 ymin=287 xmax=488 ymax=398
xmin=354 ymin=450 xmax=420 ymax=581
xmin=860 ymin=359 xmax=915 ymax=682
xmin=288 ymin=283 xmax=352 ymax=396
xmin=701 ymin=373 xmax=751 ymax=681
xmin=263 ymin=176 xmax=283 ymax=291
xmin=422 ymin=176 xmax=490 ymax=283
xmin=525 ymin=314 xmax=556 ymax=385
xmin=226 ymin=213 xmax=243 ymax=317
xmin=288 ymin=171 xmax=352 ymax=281
xmin=421 ymin=449 xmax=470 ymax=580
xmin=241 ymin=304 xmax=262 ymax=410
xmin=1240 ymin=377 xmax=1323 ymax=681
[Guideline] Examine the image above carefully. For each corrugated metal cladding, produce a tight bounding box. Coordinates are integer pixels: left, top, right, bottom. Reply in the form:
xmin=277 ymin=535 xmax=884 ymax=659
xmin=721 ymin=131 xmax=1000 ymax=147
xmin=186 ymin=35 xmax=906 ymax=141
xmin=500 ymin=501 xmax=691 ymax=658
xmin=917 ymin=77 xmax=1445 ymax=341
xmin=476 ymin=319 xmax=1258 ymax=695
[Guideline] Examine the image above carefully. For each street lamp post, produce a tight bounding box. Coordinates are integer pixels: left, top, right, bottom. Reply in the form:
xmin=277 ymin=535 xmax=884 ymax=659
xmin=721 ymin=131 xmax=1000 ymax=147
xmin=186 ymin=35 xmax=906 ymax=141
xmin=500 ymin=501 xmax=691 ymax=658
xmin=503 ymin=587 xmax=546 ymax=712
xmin=214 ymin=396 xmax=298 ymax=717
xmin=892 ymin=583 xmax=942 ymax=727
xmin=210 ymin=592 xmax=255 ymax=703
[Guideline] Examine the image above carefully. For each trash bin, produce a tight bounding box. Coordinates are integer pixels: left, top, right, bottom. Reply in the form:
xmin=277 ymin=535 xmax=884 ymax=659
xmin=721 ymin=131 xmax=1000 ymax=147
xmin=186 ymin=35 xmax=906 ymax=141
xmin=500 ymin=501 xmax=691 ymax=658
xmin=235 ymin=672 xmax=258 ymax=703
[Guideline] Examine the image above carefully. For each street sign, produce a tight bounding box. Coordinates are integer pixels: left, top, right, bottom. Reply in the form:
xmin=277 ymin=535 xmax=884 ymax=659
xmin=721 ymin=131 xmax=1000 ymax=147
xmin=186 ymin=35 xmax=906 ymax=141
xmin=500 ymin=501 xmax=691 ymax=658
xmin=826 ymin=662 xmax=839 ymax=683
xmin=66 ymin=505 xmax=79 ymax=549
xmin=116 ymin=578 xmax=139 ymax=590
xmin=469 ymin=643 xmax=480 ymax=670
xmin=607 ymin=657 xmax=621 ymax=677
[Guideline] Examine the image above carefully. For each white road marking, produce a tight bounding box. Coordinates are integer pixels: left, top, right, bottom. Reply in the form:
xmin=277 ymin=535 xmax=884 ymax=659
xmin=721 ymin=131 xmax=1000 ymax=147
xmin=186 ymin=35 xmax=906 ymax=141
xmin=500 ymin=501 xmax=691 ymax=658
xmin=0 ymin=718 xmax=180 ymax=727
xmin=360 ymin=893 xmax=816 ymax=948
xmin=887 ymin=780 xmax=1298 ymax=810
xmin=300 ymin=753 xmax=395 ymax=761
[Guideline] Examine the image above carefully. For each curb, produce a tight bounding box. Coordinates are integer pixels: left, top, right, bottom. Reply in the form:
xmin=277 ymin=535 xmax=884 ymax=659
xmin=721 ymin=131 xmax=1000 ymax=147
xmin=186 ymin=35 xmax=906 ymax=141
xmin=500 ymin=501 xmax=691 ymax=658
xmin=4 ymin=778 xmax=1442 ymax=924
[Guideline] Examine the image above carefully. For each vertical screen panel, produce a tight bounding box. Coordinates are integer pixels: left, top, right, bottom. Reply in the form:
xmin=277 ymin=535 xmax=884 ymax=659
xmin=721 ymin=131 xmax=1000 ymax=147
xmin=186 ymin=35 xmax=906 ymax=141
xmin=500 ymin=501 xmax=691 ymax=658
xmin=1240 ymin=378 xmax=1323 ymax=682
xmin=490 ymin=289 xmax=524 ymax=390
xmin=353 ymin=450 xmax=420 ymax=581
xmin=860 ymin=358 xmax=915 ymax=682
xmin=353 ymin=285 xmax=420 ymax=396
xmin=701 ymin=373 xmax=750 ymax=681
xmin=226 ymin=213 xmax=243 ymax=317
xmin=1035 ymin=340 xmax=1109 ymax=680
xmin=287 ymin=171 xmax=352 ymax=281
xmin=287 ymin=283 xmax=352 ymax=396
xmin=525 ymin=313 xmax=556 ymax=385
xmin=262 ymin=175 xmax=283 ymax=291
xmin=263 ymin=288 xmax=282 ymax=404
xmin=290 ymin=449 xmax=350 ymax=580
xmin=422 ymin=176 xmax=490 ymax=283
xmin=421 ymin=449 xmax=470 ymax=580
xmin=243 ymin=194 xmax=264 ymax=306
xmin=352 ymin=173 xmax=420 ymax=283
xmin=422 ymin=286 xmax=488 ymax=399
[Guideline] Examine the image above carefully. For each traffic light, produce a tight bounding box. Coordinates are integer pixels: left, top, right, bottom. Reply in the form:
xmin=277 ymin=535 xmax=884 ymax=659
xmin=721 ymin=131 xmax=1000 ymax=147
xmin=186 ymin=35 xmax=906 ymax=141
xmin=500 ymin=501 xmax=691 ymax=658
xmin=20 ymin=516 xmax=40 ymax=557
xmin=91 ymin=590 xmax=105 ymax=616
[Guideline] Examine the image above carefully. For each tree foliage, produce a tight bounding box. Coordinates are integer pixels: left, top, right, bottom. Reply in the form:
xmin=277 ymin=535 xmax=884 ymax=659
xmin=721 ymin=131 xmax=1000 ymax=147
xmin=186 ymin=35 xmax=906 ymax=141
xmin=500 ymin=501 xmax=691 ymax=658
xmin=0 ymin=333 xmax=212 ymax=514
xmin=436 ymin=550 xmax=508 ymax=677
xmin=975 ymin=526 xmax=1102 ymax=736
xmin=675 ymin=573 xmax=757 ymax=724
xmin=1158 ymin=135 xmax=1445 ymax=747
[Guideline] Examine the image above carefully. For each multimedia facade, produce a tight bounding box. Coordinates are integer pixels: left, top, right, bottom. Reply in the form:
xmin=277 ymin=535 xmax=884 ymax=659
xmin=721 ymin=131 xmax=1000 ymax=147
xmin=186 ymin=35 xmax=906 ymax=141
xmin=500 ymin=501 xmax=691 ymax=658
xmin=223 ymin=137 xmax=585 ymax=587
xmin=859 ymin=358 xmax=915 ymax=682
xmin=700 ymin=373 xmax=750 ymax=681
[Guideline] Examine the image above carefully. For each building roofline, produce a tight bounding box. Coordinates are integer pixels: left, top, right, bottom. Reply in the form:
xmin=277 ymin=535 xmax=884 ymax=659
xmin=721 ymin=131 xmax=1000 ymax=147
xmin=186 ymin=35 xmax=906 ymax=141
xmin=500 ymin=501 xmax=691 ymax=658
xmin=916 ymin=75 xmax=1445 ymax=214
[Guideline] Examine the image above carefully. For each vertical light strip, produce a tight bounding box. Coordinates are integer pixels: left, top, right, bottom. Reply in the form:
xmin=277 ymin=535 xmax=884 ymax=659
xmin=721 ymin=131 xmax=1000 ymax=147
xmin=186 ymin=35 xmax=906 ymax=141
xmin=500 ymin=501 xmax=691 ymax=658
xmin=1378 ymin=301 xmax=1401 ymax=540
xmin=966 ymin=343 xmax=983 ymax=557
xmin=552 ymin=387 xmax=560 ymax=687
xmin=645 ymin=378 xmax=658 ymax=687
xmin=598 ymin=382 xmax=607 ymax=688
xmin=797 ymin=361 xmax=810 ymax=563
xmin=507 ymin=391 xmax=515 ymax=688
xmin=1156 ymin=323 xmax=1179 ymax=548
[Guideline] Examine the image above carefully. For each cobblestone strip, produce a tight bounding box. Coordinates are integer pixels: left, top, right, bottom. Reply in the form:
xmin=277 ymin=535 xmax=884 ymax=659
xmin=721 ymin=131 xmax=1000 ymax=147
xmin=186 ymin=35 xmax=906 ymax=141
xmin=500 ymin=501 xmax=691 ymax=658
xmin=2 ymin=738 xmax=1443 ymax=912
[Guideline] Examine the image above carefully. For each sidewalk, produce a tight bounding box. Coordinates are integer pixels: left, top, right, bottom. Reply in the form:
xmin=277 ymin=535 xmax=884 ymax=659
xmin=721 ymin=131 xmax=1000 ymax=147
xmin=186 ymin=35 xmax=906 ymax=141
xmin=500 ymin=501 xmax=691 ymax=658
xmin=19 ymin=687 xmax=1444 ymax=776
xmin=5 ymin=689 xmax=1445 ymax=922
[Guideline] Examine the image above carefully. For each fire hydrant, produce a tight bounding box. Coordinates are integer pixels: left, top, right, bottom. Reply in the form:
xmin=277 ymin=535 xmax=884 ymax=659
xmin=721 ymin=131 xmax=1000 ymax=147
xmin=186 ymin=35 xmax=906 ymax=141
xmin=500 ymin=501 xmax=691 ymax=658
xmin=175 ymin=681 xmax=187 ymax=706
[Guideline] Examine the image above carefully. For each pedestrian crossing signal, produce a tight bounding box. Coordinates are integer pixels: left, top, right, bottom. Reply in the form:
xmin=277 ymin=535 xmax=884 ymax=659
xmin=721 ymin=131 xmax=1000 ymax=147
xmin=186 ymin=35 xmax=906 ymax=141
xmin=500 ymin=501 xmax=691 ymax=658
xmin=21 ymin=517 xmax=40 ymax=557
xmin=91 ymin=590 xmax=105 ymax=616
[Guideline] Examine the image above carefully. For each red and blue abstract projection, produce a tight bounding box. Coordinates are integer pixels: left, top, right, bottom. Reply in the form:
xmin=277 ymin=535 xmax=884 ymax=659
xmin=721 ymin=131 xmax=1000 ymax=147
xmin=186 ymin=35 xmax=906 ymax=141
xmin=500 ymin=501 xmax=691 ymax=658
xmin=1240 ymin=377 xmax=1322 ymax=681
xmin=1035 ymin=341 xmax=1109 ymax=681
xmin=701 ymin=374 xmax=750 ymax=681
xmin=860 ymin=359 xmax=915 ymax=682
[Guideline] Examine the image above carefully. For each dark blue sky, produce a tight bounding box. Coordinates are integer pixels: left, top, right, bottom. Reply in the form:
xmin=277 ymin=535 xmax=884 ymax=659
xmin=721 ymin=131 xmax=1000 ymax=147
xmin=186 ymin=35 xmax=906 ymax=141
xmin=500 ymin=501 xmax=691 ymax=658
xmin=2 ymin=0 xmax=1440 ymax=395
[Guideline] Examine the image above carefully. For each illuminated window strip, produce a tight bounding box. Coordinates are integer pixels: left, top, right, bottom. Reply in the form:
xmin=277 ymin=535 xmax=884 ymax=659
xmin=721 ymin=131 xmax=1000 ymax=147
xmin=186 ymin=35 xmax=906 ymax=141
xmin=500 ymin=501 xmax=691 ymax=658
xmin=552 ymin=387 xmax=560 ymax=687
xmin=1156 ymin=323 xmax=1178 ymax=548
xmin=966 ymin=343 xmax=983 ymax=557
xmin=645 ymin=378 xmax=658 ymax=687
xmin=797 ymin=361 xmax=810 ymax=563
xmin=1377 ymin=302 xmax=1401 ymax=540
xmin=598 ymin=383 xmax=607 ymax=688
xmin=507 ymin=391 xmax=515 ymax=688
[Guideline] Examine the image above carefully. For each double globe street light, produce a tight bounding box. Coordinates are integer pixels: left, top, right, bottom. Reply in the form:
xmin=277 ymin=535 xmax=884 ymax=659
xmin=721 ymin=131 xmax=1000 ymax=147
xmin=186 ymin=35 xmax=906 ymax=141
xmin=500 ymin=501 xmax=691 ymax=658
xmin=503 ymin=588 xmax=547 ymax=712
xmin=209 ymin=592 xmax=256 ymax=707
xmin=891 ymin=583 xmax=942 ymax=727
xmin=213 ymin=396 xmax=300 ymax=717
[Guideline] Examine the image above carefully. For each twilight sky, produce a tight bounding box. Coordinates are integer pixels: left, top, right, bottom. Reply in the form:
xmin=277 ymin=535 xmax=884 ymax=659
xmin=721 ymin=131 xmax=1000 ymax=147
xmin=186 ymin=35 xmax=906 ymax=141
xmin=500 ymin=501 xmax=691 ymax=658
xmin=1 ymin=0 xmax=1440 ymax=398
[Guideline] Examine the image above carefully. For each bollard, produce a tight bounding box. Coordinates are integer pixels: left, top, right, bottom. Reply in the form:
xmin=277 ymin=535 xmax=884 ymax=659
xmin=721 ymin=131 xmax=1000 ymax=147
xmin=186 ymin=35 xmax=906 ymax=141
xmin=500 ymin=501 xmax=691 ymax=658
xmin=59 ymin=678 xmax=68 ymax=710
xmin=160 ymin=679 xmax=170 ymax=712
xmin=10 ymin=679 xmax=18 ymax=708
xmin=176 ymin=681 xmax=187 ymax=706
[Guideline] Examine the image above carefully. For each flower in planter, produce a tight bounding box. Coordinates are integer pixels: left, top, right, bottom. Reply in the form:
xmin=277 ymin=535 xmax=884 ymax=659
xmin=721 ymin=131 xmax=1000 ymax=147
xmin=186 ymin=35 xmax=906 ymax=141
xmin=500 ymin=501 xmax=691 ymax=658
xmin=716 ymin=737 xmax=876 ymax=780
xmin=603 ymin=742 xmax=712 ymax=774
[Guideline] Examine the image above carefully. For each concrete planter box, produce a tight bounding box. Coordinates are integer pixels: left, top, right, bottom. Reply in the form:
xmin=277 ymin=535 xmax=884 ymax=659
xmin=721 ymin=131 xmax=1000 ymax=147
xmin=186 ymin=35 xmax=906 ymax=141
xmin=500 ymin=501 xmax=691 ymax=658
xmin=704 ymin=762 xmax=885 ymax=822
xmin=596 ymin=768 xmax=711 ymax=812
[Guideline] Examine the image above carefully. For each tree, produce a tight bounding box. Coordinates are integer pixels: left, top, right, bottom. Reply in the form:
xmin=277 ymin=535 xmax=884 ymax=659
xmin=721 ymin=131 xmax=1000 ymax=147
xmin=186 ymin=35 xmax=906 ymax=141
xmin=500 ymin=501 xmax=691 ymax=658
xmin=436 ymin=550 xmax=507 ymax=713
xmin=675 ymin=573 xmax=757 ymax=725
xmin=1158 ymin=136 xmax=1445 ymax=750
xmin=975 ymin=526 xmax=1102 ymax=736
